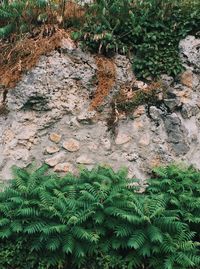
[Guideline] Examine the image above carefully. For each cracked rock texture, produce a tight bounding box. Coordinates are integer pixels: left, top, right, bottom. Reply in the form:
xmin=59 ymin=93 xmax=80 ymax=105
xmin=0 ymin=35 xmax=200 ymax=183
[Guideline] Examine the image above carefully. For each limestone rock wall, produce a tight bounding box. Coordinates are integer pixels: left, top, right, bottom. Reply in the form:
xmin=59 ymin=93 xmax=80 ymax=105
xmin=0 ymin=35 xmax=200 ymax=183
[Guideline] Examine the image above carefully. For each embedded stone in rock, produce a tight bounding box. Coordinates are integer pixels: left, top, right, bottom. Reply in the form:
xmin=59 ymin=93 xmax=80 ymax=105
xmin=49 ymin=133 xmax=62 ymax=143
xmin=164 ymin=114 xmax=181 ymax=131
xmin=164 ymin=114 xmax=189 ymax=155
xmin=149 ymin=106 xmax=163 ymax=121
xmin=60 ymin=37 xmax=76 ymax=52
xmin=181 ymin=103 xmax=199 ymax=119
xmin=45 ymin=146 xmax=60 ymax=154
xmin=54 ymin=162 xmax=74 ymax=173
xmin=135 ymin=81 xmax=148 ymax=89
xmin=172 ymin=143 xmax=190 ymax=156
xmin=77 ymin=110 xmax=96 ymax=124
xmin=88 ymin=142 xmax=98 ymax=151
xmin=45 ymin=152 xmax=66 ymax=167
xmin=63 ymin=138 xmax=80 ymax=152
xmin=132 ymin=118 xmax=145 ymax=130
xmin=2 ymin=129 xmax=15 ymax=143
xmin=110 ymin=152 xmax=122 ymax=161
xmin=164 ymin=98 xmax=180 ymax=111
xmin=17 ymin=125 xmax=37 ymax=140
xmin=179 ymin=36 xmax=200 ymax=71
xmin=115 ymin=133 xmax=132 ymax=145
xmin=123 ymin=152 xmax=139 ymax=162
xmin=76 ymin=155 xmax=95 ymax=165
xmin=101 ymin=138 xmax=111 ymax=150
xmin=13 ymin=149 xmax=30 ymax=161
xmin=180 ymin=70 xmax=193 ymax=88
xmin=160 ymin=74 xmax=174 ymax=87
xmin=133 ymin=105 xmax=145 ymax=118
xmin=139 ymin=134 xmax=150 ymax=146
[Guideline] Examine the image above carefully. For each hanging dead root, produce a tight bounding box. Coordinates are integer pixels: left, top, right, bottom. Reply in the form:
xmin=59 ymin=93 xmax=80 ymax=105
xmin=89 ymin=56 xmax=116 ymax=110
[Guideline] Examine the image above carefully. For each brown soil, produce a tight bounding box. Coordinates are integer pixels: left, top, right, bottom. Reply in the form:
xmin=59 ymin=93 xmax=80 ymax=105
xmin=90 ymin=56 xmax=116 ymax=110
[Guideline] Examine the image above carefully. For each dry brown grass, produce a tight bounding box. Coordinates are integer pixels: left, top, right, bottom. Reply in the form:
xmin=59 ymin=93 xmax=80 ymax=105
xmin=0 ymin=1 xmax=87 ymax=107
xmin=115 ymin=81 xmax=162 ymax=112
xmin=0 ymin=26 xmax=72 ymax=89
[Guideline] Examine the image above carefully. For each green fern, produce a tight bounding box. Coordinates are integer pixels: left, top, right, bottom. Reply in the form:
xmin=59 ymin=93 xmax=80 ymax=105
xmin=0 ymin=164 xmax=199 ymax=268
xmin=147 ymin=164 xmax=200 ymax=239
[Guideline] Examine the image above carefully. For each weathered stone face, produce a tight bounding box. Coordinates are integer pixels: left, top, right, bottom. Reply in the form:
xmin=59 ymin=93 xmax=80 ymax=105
xmin=179 ymin=35 xmax=200 ymax=72
xmin=0 ymin=35 xmax=200 ymax=183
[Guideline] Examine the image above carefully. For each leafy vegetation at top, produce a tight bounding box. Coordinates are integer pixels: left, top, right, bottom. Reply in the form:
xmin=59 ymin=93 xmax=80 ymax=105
xmin=0 ymin=164 xmax=200 ymax=269
xmin=75 ymin=0 xmax=200 ymax=78
xmin=0 ymin=0 xmax=200 ymax=79
xmin=0 ymin=0 xmax=83 ymax=38
xmin=0 ymin=0 xmax=55 ymax=36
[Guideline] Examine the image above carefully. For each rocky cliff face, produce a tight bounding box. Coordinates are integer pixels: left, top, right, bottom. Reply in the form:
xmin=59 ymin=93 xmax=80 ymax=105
xmin=0 ymin=35 xmax=200 ymax=183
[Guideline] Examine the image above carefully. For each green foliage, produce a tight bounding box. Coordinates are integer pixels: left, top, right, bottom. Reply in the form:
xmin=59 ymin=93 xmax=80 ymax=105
xmin=0 ymin=164 xmax=200 ymax=268
xmin=1 ymin=1 xmax=199 ymax=79
xmin=0 ymin=0 xmax=48 ymax=37
xmin=0 ymin=0 xmax=69 ymax=38
xmin=0 ymin=239 xmax=49 ymax=269
xmin=75 ymin=0 xmax=200 ymax=78
xmin=147 ymin=164 xmax=200 ymax=241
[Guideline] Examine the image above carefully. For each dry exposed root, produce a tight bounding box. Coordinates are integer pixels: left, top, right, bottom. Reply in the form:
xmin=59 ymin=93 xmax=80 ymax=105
xmin=0 ymin=26 xmax=72 ymax=89
xmin=90 ymin=56 xmax=116 ymax=110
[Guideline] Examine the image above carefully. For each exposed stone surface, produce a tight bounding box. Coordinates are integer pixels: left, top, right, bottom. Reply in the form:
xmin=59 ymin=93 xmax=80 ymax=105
xmin=164 ymin=114 xmax=190 ymax=155
xmin=139 ymin=134 xmax=150 ymax=146
xmin=180 ymin=70 xmax=194 ymax=88
xmin=45 ymin=146 xmax=60 ymax=154
xmin=179 ymin=35 xmax=200 ymax=72
xmin=63 ymin=139 xmax=80 ymax=152
xmin=115 ymin=132 xmax=132 ymax=145
xmin=76 ymin=155 xmax=95 ymax=165
xmin=77 ymin=110 xmax=96 ymax=124
xmin=49 ymin=133 xmax=62 ymax=143
xmin=54 ymin=162 xmax=74 ymax=173
xmin=0 ymin=35 xmax=200 ymax=182
xmin=45 ymin=152 xmax=66 ymax=167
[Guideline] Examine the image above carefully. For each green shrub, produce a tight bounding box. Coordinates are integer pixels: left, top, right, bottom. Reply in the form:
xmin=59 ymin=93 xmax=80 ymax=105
xmin=75 ymin=0 xmax=200 ymax=78
xmin=0 ymin=164 xmax=200 ymax=268
xmin=0 ymin=239 xmax=47 ymax=269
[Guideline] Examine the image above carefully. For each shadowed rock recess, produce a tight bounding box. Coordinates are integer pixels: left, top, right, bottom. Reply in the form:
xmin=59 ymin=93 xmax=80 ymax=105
xmin=0 ymin=35 xmax=200 ymax=182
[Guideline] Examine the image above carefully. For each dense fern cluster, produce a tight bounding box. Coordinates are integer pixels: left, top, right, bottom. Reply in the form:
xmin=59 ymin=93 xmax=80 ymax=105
xmin=147 ymin=165 xmax=200 ymax=241
xmin=0 ymin=164 xmax=200 ymax=269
